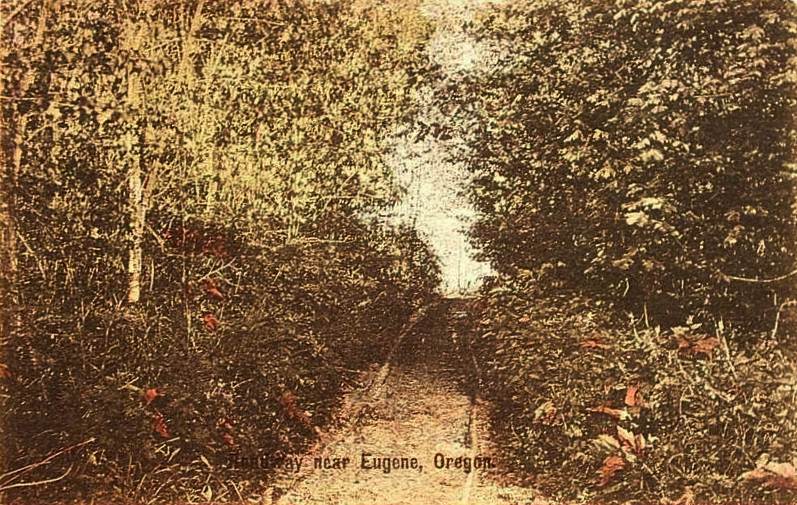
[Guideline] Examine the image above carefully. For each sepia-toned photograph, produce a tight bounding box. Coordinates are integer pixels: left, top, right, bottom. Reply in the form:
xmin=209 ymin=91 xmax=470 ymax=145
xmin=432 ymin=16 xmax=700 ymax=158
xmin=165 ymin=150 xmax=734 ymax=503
xmin=1 ymin=0 xmax=796 ymax=503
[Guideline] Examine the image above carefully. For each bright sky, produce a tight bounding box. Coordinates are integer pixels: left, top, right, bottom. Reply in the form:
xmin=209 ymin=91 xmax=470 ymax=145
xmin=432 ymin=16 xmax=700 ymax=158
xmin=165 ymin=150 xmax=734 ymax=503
xmin=387 ymin=0 xmax=497 ymax=294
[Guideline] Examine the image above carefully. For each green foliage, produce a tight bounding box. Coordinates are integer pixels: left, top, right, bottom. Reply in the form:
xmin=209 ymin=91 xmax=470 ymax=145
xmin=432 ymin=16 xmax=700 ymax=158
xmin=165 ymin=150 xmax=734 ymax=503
xmin=1 ymin=0 xmax=439 ymax=501
xmin=469 ymin=276 xmax=797 ymax=503
xmin=441 ymin=1 xmax=797 ymax=502
xmin=444 ymin=0 xmax=797 ymax=330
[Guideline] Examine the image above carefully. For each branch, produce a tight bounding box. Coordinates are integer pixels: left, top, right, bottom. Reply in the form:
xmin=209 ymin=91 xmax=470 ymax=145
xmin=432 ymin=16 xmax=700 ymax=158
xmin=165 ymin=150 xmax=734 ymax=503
xmin=0 ymin=438 xmax=95 ymax=486
xmin=771 ymin=299 xmax=797 ymax=340
xmin=1 ymin=0 xmax=41 ymax=32
xmin=0 ymin=465 xmax=72 ymax=492
xmin=723 ymin=267 xmax=797 ymax=284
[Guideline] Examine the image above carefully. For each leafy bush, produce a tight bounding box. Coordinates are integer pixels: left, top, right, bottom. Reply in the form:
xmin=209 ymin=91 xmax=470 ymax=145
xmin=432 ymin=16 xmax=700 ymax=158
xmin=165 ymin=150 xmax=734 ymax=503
xmin=444 ymin=0 xmax=797 ymax=332
xmin=440 ymin=3 xmax=797 ymax=499
xmin=0 ymin=0 xmax=439 ymax=502
xmin=469 ymin=275 xmax=797 ymax=503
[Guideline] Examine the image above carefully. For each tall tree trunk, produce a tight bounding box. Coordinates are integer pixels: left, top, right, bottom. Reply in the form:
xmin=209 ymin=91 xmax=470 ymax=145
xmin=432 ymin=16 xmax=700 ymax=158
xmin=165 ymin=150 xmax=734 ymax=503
xmin=0 ymin=63 xmax=17 ymax=492
xmin=0 ymin=0 xmax=49 ymax=482
xmin=126 ymin=69 xmax=143 ymax=305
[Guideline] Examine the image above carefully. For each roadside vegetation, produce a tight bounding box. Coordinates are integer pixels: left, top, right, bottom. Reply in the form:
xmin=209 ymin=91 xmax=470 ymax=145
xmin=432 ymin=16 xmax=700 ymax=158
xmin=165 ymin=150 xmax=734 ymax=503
xmin=442 ymin=1 xmax=797 ymax=502
xmin=0 ymin=1 xmax=439 ymax=502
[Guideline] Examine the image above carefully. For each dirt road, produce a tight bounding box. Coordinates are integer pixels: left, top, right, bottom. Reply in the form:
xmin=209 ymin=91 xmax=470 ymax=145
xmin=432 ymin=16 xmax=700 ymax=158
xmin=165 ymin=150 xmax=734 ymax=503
xmin=267 ymin=304 xmax=540 ymax=505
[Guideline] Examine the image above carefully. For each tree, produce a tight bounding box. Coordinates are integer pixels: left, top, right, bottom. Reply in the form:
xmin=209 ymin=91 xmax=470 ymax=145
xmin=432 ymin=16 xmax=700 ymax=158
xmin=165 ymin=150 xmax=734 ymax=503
xmin=442 ymin=0 xmax=797 ymax=332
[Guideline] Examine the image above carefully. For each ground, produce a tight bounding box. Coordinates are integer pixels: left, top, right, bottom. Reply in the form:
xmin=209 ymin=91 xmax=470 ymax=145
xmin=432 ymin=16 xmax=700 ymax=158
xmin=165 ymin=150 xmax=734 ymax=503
xmin=264 ymin=305 xmax=541 ymax=505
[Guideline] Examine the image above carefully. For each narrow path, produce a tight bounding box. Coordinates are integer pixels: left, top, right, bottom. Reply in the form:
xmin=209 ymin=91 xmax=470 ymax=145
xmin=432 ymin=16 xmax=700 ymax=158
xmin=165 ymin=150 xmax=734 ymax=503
xmin=268 ymin=304 xmax=540 ymax=505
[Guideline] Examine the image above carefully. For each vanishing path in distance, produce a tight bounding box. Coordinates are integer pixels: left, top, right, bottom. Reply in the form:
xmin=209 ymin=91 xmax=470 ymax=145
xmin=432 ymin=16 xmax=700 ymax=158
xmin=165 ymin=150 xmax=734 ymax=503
xmin=269 ymin=301 xmax=540 ymax=505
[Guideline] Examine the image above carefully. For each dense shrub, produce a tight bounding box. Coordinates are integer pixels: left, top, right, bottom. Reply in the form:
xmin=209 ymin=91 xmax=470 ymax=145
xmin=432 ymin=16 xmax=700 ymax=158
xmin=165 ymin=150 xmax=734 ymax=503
xmin=443 ymin=0 xmax=797 ymax=331
xmin=437 ymin=1 xmax=797 ymax=502
xmin=468 ymin=275 xmax=797 ymax=503
xmin=0 ymin=0 xmax=439 ymax=502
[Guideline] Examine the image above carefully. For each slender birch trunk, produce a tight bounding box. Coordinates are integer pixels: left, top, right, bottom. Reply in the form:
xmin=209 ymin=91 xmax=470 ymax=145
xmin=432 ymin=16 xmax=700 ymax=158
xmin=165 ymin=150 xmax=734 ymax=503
xmin=0 ymin=63 xmax=16 ymax=488
xmin=126 ymin=69 xmax=144 ymax=305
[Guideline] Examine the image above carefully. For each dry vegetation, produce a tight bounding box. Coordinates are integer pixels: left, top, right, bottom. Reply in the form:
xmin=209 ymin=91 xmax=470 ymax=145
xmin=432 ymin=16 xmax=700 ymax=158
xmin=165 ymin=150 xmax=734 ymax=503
xmin=0 ymin=1 xmax=440 ymax=502
xmin=438 ymin=1 xmax=797 ymax=503
xmin=1 ymin=0 xmax=796 ymax=504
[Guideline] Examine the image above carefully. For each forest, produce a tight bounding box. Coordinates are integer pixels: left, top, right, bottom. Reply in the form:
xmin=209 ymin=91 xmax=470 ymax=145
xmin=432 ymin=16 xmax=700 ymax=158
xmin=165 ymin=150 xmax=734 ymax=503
xmin=1 ymin=0 xmax=796 ymax=504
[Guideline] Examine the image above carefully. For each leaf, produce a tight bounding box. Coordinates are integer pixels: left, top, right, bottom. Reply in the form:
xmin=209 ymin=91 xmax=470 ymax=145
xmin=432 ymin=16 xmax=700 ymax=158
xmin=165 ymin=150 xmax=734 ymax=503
xmin=598 ymin=455 xmax=625 ymax=486
xmin=152 ymin=412 xmax=170 ymax=438
xmin=201 ymin=484 xmax=213 ymax=502
xmin=634 ymin=433 xmax=646 ymax=453
xmin=676 ymin=335 xmax=719 ymax=357
xmin=616 ymin=425 xmax=635 ymax=447
xmin=624 ymin=385 xmax=641 ymax=407
xmin=691 ymin=337 xmax=720 ymax=356
xmin=580 ymin=339 xmax=610 ymax=350
xmin=222 ymin=432 xmax=236 ymax=447
xmin=589 ymin=405 xmax=631 ymax=420
xmin=143 ymin=387 xmax=162 ymax=405
xmin=0 ymin=363 xmax=11 ymax=379
xmin=203 ymin=278 xmax=224 ymax=301
xmin=676 ymin=335 xmax=691 ymax=351
xmin=279 ymin=390 xmax=314 ymax=430
xmin=640 ymin=148 xmax=664 ymax=162
xmin=533 ymin=400 xmax=557 ymax=423
xmin=625 ymin=211 xmax=650 ymax=227
xmin=202 ymin=313 xmax=219 ymax=331
xmin=594 ymin=434 xmax=621 ymax=452
xmin=741 ymin=461 xmax=797 ymax=490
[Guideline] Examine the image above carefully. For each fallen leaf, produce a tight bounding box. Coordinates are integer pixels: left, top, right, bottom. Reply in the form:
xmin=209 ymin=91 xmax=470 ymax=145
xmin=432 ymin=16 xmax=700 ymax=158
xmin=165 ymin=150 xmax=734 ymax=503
xmin=598 ymin=455 xmax=625 ymax=486
xmin=624 ymin=385 xmax=642 ymax=407
xmin=580 ymin=339 xmax=610 ymax=350
xmin=143 ymin=388 xmax=162 ymax=405
xmin=202 ymin=313 xmax=219 ymax=332
xmin=676 ymin=336 xmax=691 ymax=351
xmin=691 ymin=337 xmax=720 ymax=356
xmin=675 ymin=334 xmax=720 ymax=357
xmin=279 ymin=390 xmax=313 ymax=430
xmin=153 ymin=412 xmax=170 ymax=438
xmin=0 ymin=363 xmax=11 ymax=379
xmin=742 ymin=461 xmax=797 ymax=490
xmin=589 ymin=405 xmax=630 ymax=420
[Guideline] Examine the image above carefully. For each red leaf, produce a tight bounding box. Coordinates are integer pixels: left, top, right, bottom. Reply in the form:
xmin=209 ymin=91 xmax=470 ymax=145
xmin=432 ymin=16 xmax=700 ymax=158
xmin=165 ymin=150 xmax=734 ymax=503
xmin=691 ymin=337 xmax=720 ymax=356
xmin=624 ymin=385 xmax=641 ymax=407
xmin=676 ymin=334 xmax=720 ymax=357
xmin=580 ymin=339 xmax=610 ymax=350
xmin=598 ymin=455 xmax=625 ymax=486
xmin=152 ymin=412 xmax=170 ymax=438
xmin=279 ymin=390 xmax=313 ymax=431
xmin=589 ymin=405 xmax=628 ymax=420
xmin=206 ymin=287 xmax=224 ymax=301
xmin=676 ymin=336 xmax=691 ymax=351
xmin=203 ymin=278 xmax=224 ymax=301
xmin=222 ymin=433 xmax=236 ymax=447
xmin=742 ymin=462 xmax=797 ymax=490
xmin=0 ymin=363 xmax=11 ymax=379
xmin=143 ymin=388 xmax=162 ymax=405
xmin=202 ymin=313 xmax=219 ymax=331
